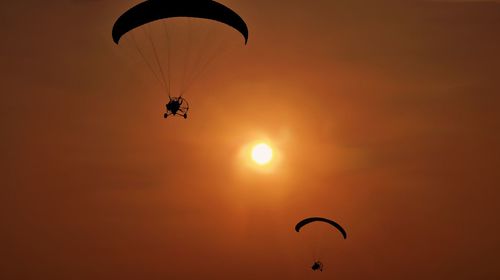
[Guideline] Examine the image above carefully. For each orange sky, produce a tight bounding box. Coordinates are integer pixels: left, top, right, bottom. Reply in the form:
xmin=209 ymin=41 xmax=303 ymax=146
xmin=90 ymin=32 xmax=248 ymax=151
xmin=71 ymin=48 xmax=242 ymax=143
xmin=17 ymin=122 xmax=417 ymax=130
xmin=1 ymin=0 xmax=500 ymax=279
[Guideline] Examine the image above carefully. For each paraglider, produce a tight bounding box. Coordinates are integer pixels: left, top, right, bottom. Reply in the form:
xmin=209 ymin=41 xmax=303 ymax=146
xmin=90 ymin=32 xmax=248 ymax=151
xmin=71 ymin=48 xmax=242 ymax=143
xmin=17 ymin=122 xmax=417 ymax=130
xmin=295 ymin=217 xmax=347 ymax=272
xmin=112 ymin=0 xmax=248 ymax=119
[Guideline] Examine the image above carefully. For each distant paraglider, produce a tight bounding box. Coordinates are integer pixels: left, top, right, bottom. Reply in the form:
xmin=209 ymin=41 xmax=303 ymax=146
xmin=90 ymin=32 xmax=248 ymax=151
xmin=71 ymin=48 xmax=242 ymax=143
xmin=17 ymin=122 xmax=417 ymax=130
xmin=295 ymin=217 xmax=347 ymax=272
xmin=112 ymin=0 xmax=249 ymax=119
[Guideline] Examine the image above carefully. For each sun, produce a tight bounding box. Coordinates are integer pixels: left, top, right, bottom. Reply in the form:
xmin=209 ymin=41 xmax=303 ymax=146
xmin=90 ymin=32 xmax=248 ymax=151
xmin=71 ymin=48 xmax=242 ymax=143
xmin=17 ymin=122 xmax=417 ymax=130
xmin=251 ymin=143 xmax=273 ymax=165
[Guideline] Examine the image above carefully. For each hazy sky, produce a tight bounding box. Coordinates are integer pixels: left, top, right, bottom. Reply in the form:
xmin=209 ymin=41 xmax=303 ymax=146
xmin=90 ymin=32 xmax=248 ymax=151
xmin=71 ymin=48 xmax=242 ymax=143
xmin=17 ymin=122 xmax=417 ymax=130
xmin=1 ymin=1 xmax=500 ymax=279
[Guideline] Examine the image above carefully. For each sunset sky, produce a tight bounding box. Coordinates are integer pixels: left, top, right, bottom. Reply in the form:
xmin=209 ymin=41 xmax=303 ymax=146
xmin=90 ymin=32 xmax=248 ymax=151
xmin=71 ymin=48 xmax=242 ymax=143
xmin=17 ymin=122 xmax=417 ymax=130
xmin=1 ymin=0 xmax=500 ymax=279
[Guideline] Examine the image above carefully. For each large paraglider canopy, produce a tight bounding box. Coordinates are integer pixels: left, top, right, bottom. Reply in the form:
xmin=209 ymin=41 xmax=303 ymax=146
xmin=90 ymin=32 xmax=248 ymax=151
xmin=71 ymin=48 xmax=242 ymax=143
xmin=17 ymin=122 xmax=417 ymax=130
xmin=112 ymin=0 xmax=249 ymax=45
xmin=295 ymin=217 xmax=347 ymax=239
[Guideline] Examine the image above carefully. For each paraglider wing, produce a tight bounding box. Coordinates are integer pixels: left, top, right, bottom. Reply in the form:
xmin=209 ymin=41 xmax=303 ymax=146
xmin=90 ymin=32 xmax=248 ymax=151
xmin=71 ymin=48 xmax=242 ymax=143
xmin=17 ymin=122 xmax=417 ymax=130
xmin=295 ymin=217 xmax=347 ymax=239
xmin=112 ymin=0 xmax=249 ymax=44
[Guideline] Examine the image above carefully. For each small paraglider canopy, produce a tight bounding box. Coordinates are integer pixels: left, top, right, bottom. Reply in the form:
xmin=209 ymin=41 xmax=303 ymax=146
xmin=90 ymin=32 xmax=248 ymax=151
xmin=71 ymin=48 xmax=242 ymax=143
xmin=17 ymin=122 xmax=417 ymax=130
xmin=295 ymin=217 xmax=347 ymax=239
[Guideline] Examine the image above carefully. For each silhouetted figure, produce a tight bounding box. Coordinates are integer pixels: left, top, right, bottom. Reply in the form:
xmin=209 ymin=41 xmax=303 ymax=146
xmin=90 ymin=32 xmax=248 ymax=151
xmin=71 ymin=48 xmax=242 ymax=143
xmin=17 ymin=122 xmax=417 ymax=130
xmin=311 ymin=261 xmax=323 ymax=272
xmin=164 ymin=96 xmax=189 ymax=119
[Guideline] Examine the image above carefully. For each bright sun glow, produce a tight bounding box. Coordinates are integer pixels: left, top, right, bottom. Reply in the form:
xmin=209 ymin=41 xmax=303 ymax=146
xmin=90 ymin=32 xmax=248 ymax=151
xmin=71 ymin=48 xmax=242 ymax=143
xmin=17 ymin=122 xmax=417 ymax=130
xmin=251 ymin=143 xmax=273 ymax=165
